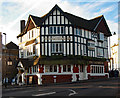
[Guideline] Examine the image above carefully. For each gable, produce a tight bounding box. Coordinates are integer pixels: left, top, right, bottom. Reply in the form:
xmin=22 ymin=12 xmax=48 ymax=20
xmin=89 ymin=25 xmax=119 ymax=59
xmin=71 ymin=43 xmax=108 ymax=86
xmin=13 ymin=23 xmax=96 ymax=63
xmin=43 ymin=5 xmax=72 ymax=25
xmin=26 ymin=19 xmax=36 ymax=32
xmin=95 ymin=18 xmax=111 ymax=36
xmin=17 ymin=62 xmax=23 ymax=68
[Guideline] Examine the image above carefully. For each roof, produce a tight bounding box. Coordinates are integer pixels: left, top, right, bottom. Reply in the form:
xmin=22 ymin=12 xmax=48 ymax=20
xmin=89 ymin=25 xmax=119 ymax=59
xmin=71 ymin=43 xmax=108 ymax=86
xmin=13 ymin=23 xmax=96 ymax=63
xmin=16 ymin=56 xmax=39 ymax=68
xmin=17 ymin=58 xmax=34 ymax=68
xmin=17 ymin=4 xmax=111 ymax=38
xmin=6 ymin=41 xmax=19 ymax=49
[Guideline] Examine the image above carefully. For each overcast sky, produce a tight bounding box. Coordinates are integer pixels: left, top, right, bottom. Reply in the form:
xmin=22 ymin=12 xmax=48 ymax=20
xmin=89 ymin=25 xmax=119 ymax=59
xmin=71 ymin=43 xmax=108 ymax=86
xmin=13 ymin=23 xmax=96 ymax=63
xmin=0 ymin=0 xmax=119 ymax=45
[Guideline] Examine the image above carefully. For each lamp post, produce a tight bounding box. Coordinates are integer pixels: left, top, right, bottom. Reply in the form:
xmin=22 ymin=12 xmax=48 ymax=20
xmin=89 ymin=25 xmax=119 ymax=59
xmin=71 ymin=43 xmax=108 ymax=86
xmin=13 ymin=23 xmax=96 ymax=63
xmin=3 ymin=33 xmax=7 ymax=87
xmin=3 ymin=33 xmax=13 ymax=88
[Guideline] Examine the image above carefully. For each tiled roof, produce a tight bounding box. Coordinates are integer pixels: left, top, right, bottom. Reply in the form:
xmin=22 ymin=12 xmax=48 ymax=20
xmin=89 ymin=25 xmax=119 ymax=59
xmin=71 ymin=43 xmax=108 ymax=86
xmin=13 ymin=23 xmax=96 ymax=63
xmin=17 ymin=5 xmax=111 ymax=38
xmin=6 ymin=41 xmax=19 ymax=49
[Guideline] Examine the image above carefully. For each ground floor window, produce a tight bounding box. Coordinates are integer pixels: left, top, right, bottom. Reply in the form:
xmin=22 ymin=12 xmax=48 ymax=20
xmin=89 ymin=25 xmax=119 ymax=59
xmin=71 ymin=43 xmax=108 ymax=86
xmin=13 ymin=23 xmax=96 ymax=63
xmin=45 ymin=65 xmax=58 ymax=72
xmin=91 ymin=65 xmax=104 ymax=73
xmin=63 ymin=65 xmax=71 ymax=72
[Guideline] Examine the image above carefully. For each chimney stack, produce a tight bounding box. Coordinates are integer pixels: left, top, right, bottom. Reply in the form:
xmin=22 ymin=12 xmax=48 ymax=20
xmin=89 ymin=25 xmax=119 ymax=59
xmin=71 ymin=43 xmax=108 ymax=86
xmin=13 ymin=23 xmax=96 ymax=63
xmin=20 ymin=20 xmax=25 ymax=33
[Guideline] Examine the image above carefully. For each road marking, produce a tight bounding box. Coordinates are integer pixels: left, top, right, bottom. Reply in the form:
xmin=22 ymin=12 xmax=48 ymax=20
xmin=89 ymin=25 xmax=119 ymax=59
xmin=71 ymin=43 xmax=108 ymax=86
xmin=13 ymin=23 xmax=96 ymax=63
xmin=69 ymin=89 xmax=77 ymax=96
xmin=32 ymin=92 xmax=56 ymax=96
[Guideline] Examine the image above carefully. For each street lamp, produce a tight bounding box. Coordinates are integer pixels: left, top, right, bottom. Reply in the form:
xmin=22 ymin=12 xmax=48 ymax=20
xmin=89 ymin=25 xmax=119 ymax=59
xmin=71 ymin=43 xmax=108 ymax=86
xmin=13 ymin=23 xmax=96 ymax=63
xmin=7 ymin=57 xmax=12 ymax=66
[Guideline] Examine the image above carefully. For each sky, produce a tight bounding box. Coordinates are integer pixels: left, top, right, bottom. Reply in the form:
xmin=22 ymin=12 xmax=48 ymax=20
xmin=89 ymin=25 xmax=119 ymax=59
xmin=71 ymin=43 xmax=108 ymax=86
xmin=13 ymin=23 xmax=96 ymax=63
xmin=0 ymin=0 xmax=119 ymax=45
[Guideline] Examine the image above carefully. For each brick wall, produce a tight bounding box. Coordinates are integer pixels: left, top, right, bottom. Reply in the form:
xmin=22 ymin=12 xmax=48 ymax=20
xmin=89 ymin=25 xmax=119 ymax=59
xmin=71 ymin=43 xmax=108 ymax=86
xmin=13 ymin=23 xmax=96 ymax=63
xmin=42 ymin=75 xmax=72 ymax=84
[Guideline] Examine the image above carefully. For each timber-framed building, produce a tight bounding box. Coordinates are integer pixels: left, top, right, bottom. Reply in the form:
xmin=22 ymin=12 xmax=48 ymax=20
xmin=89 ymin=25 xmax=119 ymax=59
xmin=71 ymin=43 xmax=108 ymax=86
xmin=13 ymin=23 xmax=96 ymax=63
xmin=16 ymin=5 xmax=111 ymax=85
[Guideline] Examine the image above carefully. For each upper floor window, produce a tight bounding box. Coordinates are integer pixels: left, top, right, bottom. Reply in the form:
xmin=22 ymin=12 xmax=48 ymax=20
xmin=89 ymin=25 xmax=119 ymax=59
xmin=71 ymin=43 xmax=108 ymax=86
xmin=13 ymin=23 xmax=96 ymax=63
xmin=98 ymin=32 xmax=104 ymax=41
xmin=49 ymin=27 xmax=53 ymax=34
xmin=97 ymin=48 xmax=103 ymax=57
xmin=57 ymin=27 xmax=60 ymax=34
xmin=49 ymin=26 xmax=64 ymax=34
xmin=29 ymin=31 xmax=30 ymax=39
xmin=75 ymin=28 xmax=82 ymax=36
xmin=33 ymin=45 xmax=36 ymax=54
xmin=54 ymin=27 xmax=56 ymax=34
xmin=20 ymin=37 xmax=22 ymax=42
xmin=32 ymin=30 xmax=34 ymax=38
xmin=61 ymin=27 xmax=64 ymax=34
xmin=52 ymin=43 xmax=63 ymax=53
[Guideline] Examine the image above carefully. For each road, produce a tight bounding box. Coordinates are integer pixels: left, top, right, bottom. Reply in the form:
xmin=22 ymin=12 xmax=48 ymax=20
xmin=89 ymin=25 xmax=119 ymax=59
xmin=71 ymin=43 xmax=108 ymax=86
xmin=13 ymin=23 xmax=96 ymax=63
xmin=2 ymin=78 xmax=120 ymax=97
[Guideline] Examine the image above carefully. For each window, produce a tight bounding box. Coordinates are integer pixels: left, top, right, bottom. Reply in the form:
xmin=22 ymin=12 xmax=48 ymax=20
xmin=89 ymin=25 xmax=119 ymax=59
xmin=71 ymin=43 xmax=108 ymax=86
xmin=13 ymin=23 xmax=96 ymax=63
xmin=52 ymin=44 xmax=55 ymax=52
xmin=50 ymin=65 xmax=53 ymax=72
xmin=49 ymin=27 xmax=53 ymax=34
xmin=20 ymin=37 xmax=22 ymax=42
xmin=32 ymin=30 xmax=34 ymax=37
xmin=54 ymin=27 xmax=56 ymax=34
xmin=21 ymin=52 xmax=23 ymax=58
xmin=63 ymin=65 xmax=66 ymax=72
xmin=84 ymin=30 xmax=86 ymax=37
xmin=61 ymin=27 xmax=64 ymax=34
xmin=99 ymin=32 xmax=104 ymax=41
xmin=97 ymin=48 xmax=103 ymax=56
xmin=52 ymin=43 xmax=63 ymax=53
xmin=79 ymin=29 xmax=82 ymax=36
xmin=49 ymin=26 xmax=64 ymax=34
xmin=45 ymin=65 xmax=50 ymax=72
xmin=33 ymin=45 xmax=36 ymax=54
xmin=83 ymin=45 xmax=86 ymax=55
xmin=54 ymin=65 xmax=57 ymax=72
xmin=57 ymin=27 xmax=60 ymax=34
xmin=68 ymin=65 xmax=71 ymax=72
xmin=91 ymin=65 xmax=104 ymax=73
xmin=29 ymin=32 xmax=30 ymax=39
xmin=56 ymin=44 xmax=58 ymax=52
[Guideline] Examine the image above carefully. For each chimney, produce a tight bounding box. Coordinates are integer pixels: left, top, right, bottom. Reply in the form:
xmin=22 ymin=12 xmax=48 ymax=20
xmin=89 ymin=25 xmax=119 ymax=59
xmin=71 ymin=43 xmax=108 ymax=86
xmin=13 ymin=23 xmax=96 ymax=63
xmin=20 ymin=20 xmax=25 ymax=33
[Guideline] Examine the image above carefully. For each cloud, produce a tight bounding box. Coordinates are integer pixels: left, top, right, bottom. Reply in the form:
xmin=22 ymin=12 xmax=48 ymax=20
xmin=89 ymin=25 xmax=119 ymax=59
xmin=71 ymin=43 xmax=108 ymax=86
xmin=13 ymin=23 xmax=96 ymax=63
xmin=0 ymin=0 xmax=118 ymax=45
xmin=94 ymin=5 xmax=116 ymax=16
xmin=106 ymin=20 xmax=118 ymax=34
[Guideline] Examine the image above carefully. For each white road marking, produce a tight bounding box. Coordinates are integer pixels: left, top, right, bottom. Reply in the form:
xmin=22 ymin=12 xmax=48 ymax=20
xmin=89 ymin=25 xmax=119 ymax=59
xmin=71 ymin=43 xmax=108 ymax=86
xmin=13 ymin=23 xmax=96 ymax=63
xmin=69 ymin=89 xmax=77 ymax=96
xmin=32 ymin=92 xmax=56 ymax=96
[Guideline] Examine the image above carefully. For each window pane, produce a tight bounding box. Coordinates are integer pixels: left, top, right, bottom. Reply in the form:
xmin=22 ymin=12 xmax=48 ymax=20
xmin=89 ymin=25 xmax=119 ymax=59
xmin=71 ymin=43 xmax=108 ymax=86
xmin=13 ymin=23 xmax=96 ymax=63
xmin=68 ymin=65 xmax=71 ymax=72
xmin=54 ymin=65 xmax=57 ymax=72
xmin=54 ymin=27 xmax=56 ymax=34
xmin=50 ymin=65 xmax=53 ymax=72
xmin=57 ymin=27 xmax=60 ymax=34
xmin=56 ymin=44 xmax=58 ymax=52
xmin=61 ymin=27 xmax=64 ymax=34
xmin=63 ymin=65 xmax=66 ymax=72
xmin=49 ymin=27 xmax=52 ymax=34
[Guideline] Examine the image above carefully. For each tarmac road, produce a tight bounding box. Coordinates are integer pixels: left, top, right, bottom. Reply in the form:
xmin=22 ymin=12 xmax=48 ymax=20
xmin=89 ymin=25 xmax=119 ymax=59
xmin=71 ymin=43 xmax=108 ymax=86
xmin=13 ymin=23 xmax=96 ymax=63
xmin=2 ymin=77 xmax=120 ymax=97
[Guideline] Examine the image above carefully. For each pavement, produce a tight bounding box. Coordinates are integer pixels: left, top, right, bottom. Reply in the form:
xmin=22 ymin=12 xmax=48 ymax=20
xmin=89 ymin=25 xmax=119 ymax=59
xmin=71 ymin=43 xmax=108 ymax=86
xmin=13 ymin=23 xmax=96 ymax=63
xmin=2 ymin=77 xmax=120 ymax=89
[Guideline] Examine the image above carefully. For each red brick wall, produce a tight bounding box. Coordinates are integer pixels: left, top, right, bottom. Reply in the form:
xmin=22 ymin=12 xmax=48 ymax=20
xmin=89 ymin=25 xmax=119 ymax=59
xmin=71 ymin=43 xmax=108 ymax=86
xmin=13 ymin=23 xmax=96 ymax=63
xmin=88 ymin=74 xmax=108 ymax=80
xmin=42 ymin=75 xmax=72 ymax=84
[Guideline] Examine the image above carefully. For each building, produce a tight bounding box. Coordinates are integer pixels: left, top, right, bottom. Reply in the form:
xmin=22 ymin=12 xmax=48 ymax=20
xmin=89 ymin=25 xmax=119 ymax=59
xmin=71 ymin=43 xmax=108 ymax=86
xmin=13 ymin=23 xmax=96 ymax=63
xmin=16 ymin=5 xmax=111 ymax=85
xmin=109 ymin=33 xmax=118 ymax=70
xmin=1 ymin=32 xmax=19 ymax=83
